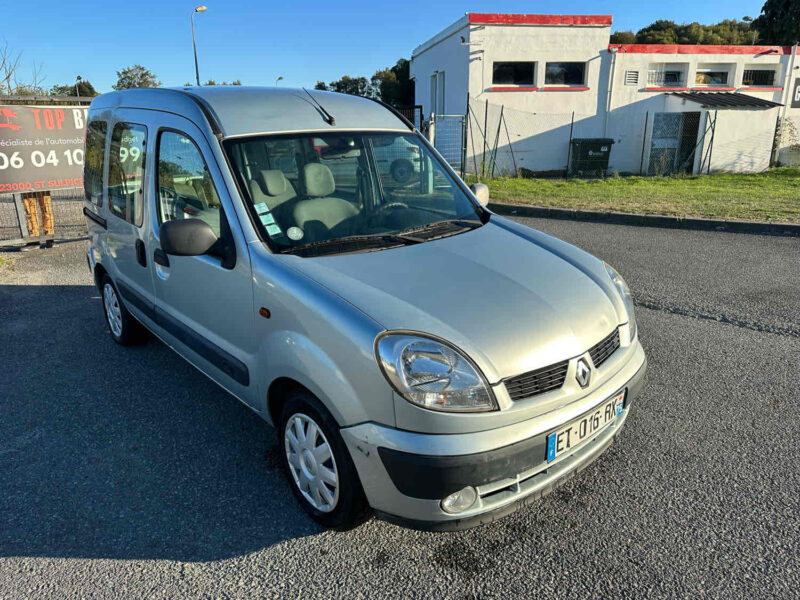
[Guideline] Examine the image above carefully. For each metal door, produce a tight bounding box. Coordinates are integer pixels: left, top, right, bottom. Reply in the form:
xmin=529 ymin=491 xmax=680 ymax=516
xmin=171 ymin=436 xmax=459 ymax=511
xmin=147 ymin=112 xmax=257 ymax=406
xmin=104 ymin=109 xmax=155 ymax=321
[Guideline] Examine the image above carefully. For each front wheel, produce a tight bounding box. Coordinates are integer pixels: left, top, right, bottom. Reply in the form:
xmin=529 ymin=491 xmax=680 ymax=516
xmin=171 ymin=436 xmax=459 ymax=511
xmin=278 ymin=390 xmax=370 ymax=529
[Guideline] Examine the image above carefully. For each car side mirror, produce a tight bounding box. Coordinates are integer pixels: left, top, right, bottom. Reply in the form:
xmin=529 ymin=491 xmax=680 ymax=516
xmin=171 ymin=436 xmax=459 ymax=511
xmin=159 ymin=218 xmax=218 ymax=257
xmin=470 ymin=183 xmax=490 ymax=206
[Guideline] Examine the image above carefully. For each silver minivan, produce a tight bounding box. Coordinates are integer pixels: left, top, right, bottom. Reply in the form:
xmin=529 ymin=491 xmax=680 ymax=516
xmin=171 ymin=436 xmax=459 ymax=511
xmin=83 ymin=87 xmax=646 ymax=530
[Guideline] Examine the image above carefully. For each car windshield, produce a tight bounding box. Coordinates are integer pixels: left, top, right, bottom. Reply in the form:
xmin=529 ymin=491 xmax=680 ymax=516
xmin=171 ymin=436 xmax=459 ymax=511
xmin=225 ymin=132 xmax=484 ymax=256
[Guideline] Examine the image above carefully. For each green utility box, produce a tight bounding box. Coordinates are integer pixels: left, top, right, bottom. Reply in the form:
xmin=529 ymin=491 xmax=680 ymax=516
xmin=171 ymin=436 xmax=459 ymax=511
xmin=568 ymin=138 xmax=614 ymax=177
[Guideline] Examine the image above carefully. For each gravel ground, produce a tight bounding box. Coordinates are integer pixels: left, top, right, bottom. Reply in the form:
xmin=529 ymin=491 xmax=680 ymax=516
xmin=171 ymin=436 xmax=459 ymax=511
xmin=0 ymin=220 xmax=798 ymax=599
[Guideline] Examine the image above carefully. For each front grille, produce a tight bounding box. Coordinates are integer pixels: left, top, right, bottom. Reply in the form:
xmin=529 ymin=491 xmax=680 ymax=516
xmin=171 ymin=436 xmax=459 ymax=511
xmin=504 ymin=360 xmax=569 ymax=402
xmin=505 ymin=328 xmax=622 ymax=402
xmin=588 ymin=328 xmax=620 ymax=368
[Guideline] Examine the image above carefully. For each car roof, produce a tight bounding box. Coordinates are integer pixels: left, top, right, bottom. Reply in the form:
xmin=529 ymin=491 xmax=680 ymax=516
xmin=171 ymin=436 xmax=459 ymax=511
xmin=89 ymin=86 xmax=411 ymax=139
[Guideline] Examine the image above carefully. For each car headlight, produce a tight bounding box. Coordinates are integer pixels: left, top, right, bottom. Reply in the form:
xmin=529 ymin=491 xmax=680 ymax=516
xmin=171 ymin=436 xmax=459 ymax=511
xmin=375 ymin=333 xmax=497 ymax=412
xmin=604 ymin=263 xmax=637 ymax=343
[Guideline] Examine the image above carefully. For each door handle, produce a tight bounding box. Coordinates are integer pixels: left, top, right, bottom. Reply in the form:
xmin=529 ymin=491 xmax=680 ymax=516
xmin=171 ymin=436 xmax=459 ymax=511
xmin=154 ymin=248 xmax=170 ymax=267
xmin=135 ymin=239 xmax=147 ymax=267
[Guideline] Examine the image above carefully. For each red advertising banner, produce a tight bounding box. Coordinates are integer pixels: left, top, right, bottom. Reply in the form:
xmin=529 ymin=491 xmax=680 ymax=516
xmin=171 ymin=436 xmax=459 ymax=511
xmin=0 ymin=105 xmax=88 ymax=193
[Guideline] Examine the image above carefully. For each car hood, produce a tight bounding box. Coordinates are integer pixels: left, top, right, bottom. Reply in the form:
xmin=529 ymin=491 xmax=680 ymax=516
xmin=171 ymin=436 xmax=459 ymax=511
xmin=289 ymin=218 xmax=622 ymax=382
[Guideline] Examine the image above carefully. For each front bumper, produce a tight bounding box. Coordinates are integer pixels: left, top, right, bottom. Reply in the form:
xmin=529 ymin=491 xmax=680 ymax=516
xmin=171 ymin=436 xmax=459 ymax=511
xmin=341 ymin=341 xmax=646 ymax=530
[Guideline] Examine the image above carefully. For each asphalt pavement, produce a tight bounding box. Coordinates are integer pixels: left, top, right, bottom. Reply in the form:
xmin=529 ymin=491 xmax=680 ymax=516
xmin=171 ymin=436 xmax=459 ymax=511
xmin=0 ymin=219 xmax=797 ymax=599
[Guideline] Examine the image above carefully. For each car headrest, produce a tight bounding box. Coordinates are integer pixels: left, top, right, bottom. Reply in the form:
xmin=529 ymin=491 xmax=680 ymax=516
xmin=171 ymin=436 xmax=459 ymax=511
xmin=261 ymin=169 xmax=289 ymax=196
xmin=303 ymin=163 xmax=335 ymax=197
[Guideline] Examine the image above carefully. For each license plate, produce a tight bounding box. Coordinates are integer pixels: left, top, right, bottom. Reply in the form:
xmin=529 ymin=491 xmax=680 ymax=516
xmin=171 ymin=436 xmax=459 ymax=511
xmin=546 ymin=391 xmax=625 ymax=462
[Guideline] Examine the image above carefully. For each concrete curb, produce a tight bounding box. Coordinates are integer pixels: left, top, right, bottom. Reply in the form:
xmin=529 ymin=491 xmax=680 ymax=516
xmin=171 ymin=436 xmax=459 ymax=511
xmin=487 ymin=202 xmax=800 ymax=237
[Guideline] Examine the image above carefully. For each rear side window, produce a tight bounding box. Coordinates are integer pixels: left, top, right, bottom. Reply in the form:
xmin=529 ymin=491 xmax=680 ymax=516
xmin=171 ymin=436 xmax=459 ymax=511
xmin=84 ymin=120 xmax=107 ymax=205
xmin=108 ymin=123 xmax=147 ymax=227
xmin=157 ymin=130 xmax=222 ymax=236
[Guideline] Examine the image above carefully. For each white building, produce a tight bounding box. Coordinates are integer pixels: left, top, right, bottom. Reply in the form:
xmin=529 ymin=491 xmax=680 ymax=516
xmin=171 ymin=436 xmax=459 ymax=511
xmin=410 ymin=13 xmax=799 ymax=175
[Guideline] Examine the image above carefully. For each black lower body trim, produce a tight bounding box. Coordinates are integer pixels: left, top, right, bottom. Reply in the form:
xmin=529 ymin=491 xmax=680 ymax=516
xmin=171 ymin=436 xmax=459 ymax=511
xmin=153 ymin=307 xmax=250 ymax=387
xmin=375 ymin=425 xmax=619 ymax=532
xmin=378 ymin=433 xmax=546 ymax=500
xmin=116 ymin=280 xmax=156 ymax=321
xmin=115 ymin=279 xmax=249 ymax=387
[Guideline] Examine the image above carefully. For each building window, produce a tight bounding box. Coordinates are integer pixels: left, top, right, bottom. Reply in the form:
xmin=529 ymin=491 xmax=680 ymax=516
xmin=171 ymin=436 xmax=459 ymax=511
xmin=647 ymin=64 xmax=686 ymax=87
xmin=492 ymin=61 xmax=535 ymax=85
xmin=743 ymin=69 xmax=775 ymax=86
xmin=695 ymin=65 xmax=730 ymax=86
xmin=624 ymin=70 xmax=639 ymax=86
xmin=545 ymin=62 xmax=585 ymax=85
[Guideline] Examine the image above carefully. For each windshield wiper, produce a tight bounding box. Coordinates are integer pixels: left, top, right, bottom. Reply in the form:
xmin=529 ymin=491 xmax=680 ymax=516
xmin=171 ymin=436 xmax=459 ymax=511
xmin=280 ymin=232 xmax=421 ymax=257
xmin=395 ymin=218 xmax=484 ymax=240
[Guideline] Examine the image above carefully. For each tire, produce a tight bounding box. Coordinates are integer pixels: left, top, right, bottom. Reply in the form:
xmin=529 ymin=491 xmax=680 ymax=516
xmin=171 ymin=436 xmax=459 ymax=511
xmin=390 ymin=159 xmax=414 ymax=184
xmin=278 ymin=389 xmax=370 ymax=529
xmin=100 ymin=274 xmax=146 ymax=346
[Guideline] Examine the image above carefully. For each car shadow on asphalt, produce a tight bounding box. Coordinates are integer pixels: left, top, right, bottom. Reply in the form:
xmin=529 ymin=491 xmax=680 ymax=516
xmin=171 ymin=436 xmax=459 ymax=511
xmin=0 ymin=283 xmax=322 ymax=561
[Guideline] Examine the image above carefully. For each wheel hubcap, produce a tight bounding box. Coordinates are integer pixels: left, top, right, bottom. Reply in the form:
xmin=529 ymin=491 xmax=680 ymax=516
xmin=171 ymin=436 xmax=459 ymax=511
xmin=284 ymin=413 xmax=339 ymax=513
xmin=103 ymin=283 xmax=123 ymax=337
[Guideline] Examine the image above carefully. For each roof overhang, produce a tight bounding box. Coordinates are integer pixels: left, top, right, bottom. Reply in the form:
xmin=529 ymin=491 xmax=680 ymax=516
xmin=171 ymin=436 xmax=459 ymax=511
xmin=468 ymin=13 xmax=612 ymax=26
xmin=668 ymin=91 xmax=782 ymax=109
xmin=609 ymin=43 xmax=796 ymax=56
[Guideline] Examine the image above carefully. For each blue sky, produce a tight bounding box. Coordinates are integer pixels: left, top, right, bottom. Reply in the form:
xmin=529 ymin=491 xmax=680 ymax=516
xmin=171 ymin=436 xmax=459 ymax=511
xmin=3 ymin=0 xmax=765 ymax=93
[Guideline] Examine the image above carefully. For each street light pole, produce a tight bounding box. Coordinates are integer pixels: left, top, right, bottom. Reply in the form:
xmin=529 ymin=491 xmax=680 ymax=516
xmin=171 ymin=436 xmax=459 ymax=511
xmin=191 ymin=6 xmax=207 ymax=86
xmin=75 ymin=75 xmax=82 ymax=98
xmin=275 ymin=76 xmax=284 ymax=86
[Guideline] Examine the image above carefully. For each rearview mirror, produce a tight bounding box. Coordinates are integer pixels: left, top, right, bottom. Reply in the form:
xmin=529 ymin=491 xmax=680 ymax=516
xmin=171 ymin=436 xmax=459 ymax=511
xmin=159 ymin=219 xmax=218 ymax=256
xmin=470 ymin=183 xmax=490 ymax=206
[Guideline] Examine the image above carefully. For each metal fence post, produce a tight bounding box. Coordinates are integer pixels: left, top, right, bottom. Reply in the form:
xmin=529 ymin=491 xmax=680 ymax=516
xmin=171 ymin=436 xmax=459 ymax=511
xmin=639 ymin=111 xmax=649 ymax=175
xmin=482 ymin=100 xmax=488 ymax=179
xmin=12 ymin=192 xmax=29 ymax=239
xmin=566 ymin=111 xmax=575 ymax=177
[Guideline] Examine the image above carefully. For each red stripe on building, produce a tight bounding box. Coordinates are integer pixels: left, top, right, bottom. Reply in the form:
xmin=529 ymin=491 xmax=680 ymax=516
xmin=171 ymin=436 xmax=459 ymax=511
xmin=740 ymin=87 xmax=783 ymax=91
xmin=469 ymin=13 xmax=612 ymax=26
xmin=609 ymin=43 xmax=796 ymax=55
xmin=645 ymin=87 xmax=689 ymax=92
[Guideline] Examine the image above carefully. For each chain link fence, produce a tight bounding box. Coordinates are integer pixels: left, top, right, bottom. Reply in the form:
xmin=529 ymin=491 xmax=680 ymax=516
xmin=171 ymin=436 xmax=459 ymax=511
xmin=426 ymin=97 xmax=785 ymax=179
xmin=432 ymin=114 xmax=466 ymax=176
xmin=0 ymin=187 xmax=86 ymax=245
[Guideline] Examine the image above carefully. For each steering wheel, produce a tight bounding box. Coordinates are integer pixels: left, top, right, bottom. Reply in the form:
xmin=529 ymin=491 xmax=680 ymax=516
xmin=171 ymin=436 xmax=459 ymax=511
xmin=373 ymin=201 xmax=409 ymax=216
xmin=368 ymin=202 xmax=409 ymax=225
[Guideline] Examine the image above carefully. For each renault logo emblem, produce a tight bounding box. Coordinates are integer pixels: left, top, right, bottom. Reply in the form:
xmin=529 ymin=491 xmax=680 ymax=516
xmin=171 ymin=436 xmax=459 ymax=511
xmin=576 ymin=358 xmax=591 ymax=388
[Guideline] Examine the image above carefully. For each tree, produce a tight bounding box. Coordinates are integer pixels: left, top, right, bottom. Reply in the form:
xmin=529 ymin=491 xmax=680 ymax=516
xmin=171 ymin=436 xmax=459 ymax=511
xmin=628 ymin=18 xmax=761 ymax=45
xmin=202 ymin=79 xmax=242 ymax=86
xmin=112 ymin=65 xmax=160 ymax=90
xmin=317 ymin=58 xmax=414 ymax=106
xmin=326 ymin=75 xmax=370 ymax=96
xmin=0 ymin=41 xmax=23 ymax=94
xmin=636 ymin=20 xmax=680 ymax=44
xmin=386 ymin=58 xmax=414 ymax=107
xmin=50 ymin=80 xmax=97 ymax=97
xmin=753 ymin=0 xmax=800 ymax=45
xmin=610 ymin=30 xmax=636 ymax=44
